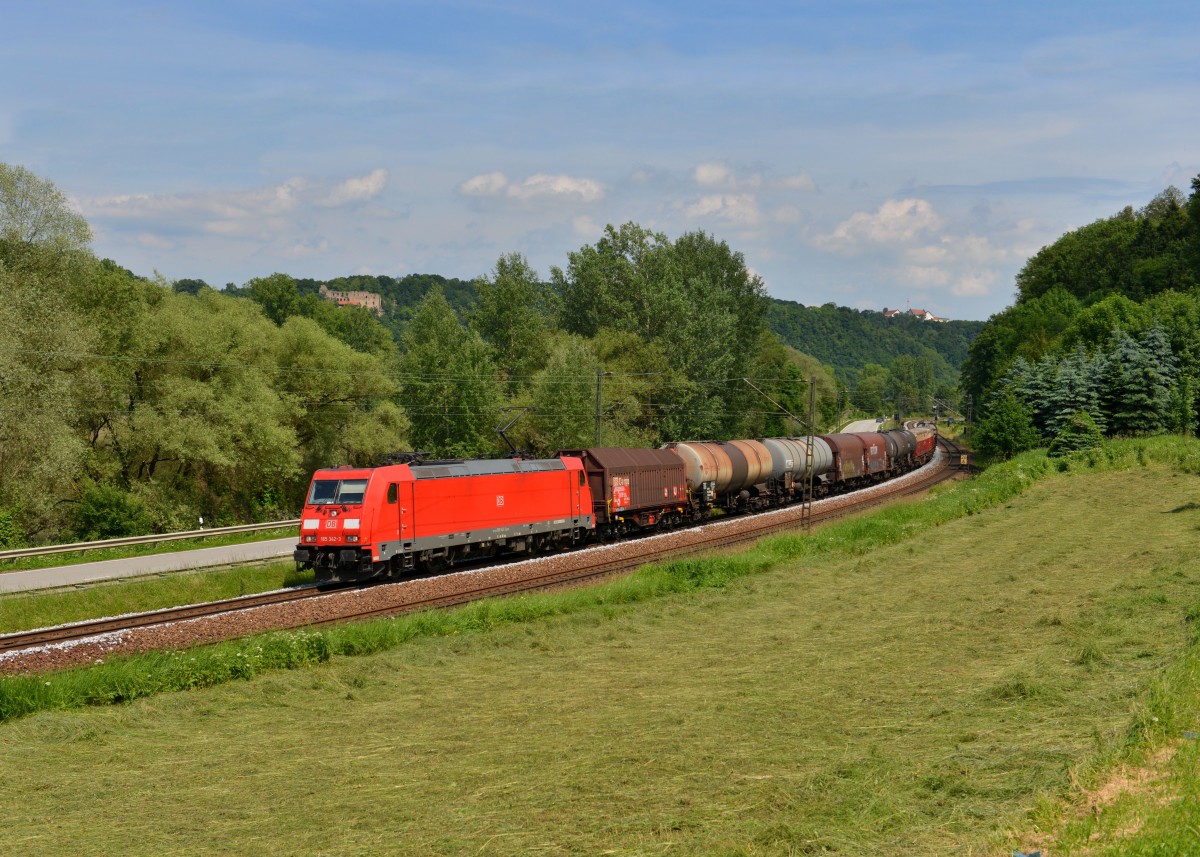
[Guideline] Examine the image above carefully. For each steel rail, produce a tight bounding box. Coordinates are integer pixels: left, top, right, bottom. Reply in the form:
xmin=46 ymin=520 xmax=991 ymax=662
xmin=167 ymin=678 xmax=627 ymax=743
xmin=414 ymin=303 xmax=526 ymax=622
xmin=0 ymin=585 xmax=324 ymax=654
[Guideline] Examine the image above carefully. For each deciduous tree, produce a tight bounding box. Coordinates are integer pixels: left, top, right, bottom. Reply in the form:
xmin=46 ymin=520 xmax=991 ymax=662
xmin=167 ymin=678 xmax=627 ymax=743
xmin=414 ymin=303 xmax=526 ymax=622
xmin=400 ymin=288 xmax=502 ymax=457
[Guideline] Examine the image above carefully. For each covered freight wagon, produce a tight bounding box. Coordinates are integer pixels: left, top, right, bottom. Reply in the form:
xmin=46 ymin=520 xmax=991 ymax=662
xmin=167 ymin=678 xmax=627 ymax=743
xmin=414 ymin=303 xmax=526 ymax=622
xmin=563 ymin=447 xmax=689 ymax=533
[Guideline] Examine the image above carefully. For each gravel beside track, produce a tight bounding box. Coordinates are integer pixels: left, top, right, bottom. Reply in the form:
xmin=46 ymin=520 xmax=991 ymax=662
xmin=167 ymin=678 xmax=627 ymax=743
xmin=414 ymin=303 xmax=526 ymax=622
xmin=1 ymin=451 xmax=948 ymax=676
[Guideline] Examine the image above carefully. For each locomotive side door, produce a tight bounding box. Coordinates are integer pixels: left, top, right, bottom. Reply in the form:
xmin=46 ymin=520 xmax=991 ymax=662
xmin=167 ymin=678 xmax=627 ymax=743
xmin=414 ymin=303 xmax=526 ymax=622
xmin=398 ymin=480 xmax=416 ymax=544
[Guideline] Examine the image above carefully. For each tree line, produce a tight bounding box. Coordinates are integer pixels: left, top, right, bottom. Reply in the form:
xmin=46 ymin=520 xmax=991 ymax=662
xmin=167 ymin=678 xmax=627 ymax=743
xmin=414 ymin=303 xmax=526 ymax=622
xmin=1 ymin=165 xmax=863 ymax=547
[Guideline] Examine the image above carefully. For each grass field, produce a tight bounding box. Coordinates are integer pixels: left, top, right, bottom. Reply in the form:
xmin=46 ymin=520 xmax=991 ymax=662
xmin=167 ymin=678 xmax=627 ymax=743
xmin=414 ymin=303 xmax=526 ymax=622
xmin=2 ymin=442 xmax=1200 ymax=854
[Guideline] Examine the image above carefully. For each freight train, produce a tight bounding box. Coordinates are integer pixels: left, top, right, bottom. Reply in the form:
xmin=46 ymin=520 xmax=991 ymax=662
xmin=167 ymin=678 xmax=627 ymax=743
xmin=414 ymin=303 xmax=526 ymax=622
xmin=293 ymin=426 xmax=937 ymax=583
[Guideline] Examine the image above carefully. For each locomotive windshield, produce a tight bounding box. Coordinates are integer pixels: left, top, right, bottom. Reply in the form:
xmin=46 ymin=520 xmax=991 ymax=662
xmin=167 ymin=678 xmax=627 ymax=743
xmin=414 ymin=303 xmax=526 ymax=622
xmin=307 ymin=478 xmax=369 ymax=505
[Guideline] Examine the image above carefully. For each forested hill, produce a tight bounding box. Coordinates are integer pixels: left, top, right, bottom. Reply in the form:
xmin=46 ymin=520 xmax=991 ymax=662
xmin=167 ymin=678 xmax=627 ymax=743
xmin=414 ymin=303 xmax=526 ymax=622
xmin=961 ymin=179 xmax=1200 ymax=459
xmin=299 ymin=275 xmax=988 ymax=389
xmin=766 ymin=299 xmax=985 ymax=384
xmin=286 ymin=275 xmax=986 ymax=386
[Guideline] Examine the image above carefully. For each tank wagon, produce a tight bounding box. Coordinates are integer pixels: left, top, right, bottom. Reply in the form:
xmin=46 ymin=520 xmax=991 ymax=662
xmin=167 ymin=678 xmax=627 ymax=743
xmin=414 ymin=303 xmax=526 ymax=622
xmin=296 ymin=425 xmax=939 ymax=583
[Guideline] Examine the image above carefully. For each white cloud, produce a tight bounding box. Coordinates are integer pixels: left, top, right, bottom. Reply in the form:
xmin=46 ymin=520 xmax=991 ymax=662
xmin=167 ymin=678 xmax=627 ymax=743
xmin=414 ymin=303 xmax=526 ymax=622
xmin=694 ymin=161 xmax=735 ymax=188
xmin=259 ymin=177 xmax=308 ymax=215
xmin=951 ymin=271 xmax=996 ymax=297
xmin=459 ymin=171 xmax=509 ymax=196
xmin=459 ymin=171 xmax=604 ymax=202
xmin=322 ymin=169 xmax=388 ymax=206
xmin=506 ymin=173 xmax=604 ymax=201
xmin=817 ymin=198 xmax=943 ymax=251
xmin=777 ymin=172 xmax=817 ymax=192
xmin=572 ymin=215 xmax=601 ymax=237
xmin=284 ymin=239 xmax=331 ymax=258
xmin=1159 ymin=161 xmax=1200 ymax=190
xmin=899 ymin=264 xmax=951 ymax=287
xmin=202 ymin=220 xmax=242 ymax=236
xmin=135 ymin=232 xmax=175 ymax=249
xmin=692 ymin=161 xmax=772 ymax=191
xmin=84 ymin=176 xmax=316 ymax=222
xmin=685 ymin=193 xmax=762 ymax=224
xmin=904 ymin=244 xmax=949 ymax=265
xmin=897 ymin=234 xmax=1010 ymax=298
xmin=772 ymin=204 xmax=803 ymax=223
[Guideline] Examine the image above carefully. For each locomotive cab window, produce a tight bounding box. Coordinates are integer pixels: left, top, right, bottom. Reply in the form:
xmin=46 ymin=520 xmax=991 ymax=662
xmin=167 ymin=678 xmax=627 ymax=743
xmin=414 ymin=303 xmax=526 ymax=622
xmin=578 ymin=470 xmax=585 ymax=486
xmin=387 ymin=483 xmax=397 ymax=504
xmin=307 ymin=478 xmax=369 ymax=505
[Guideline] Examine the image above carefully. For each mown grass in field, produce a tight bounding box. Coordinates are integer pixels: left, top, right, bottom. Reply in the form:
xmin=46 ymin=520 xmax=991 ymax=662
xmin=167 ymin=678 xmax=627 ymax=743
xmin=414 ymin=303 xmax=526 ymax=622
xmin=0 ymin=442 xmax=1062 ymax=722
xmin=0 ymin=438 xmax=1198 ymax=854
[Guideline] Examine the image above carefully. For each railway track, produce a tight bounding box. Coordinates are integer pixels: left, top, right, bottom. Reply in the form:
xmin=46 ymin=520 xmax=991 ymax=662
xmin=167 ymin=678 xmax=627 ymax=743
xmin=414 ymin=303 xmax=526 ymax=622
xmin=0 ymin=585 xmax=327 ymax=656
xmin=0 ymin=442 xmax=961 ymax=668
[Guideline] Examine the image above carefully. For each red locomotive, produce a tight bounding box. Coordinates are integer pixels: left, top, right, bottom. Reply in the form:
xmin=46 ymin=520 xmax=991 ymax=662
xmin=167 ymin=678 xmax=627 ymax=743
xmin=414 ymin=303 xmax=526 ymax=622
xmin=293 ymin=456 xmax=593 ymax=581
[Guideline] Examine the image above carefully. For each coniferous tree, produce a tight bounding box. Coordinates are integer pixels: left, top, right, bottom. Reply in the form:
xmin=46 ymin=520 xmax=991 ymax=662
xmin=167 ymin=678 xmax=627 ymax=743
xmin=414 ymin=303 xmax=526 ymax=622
xmin=1045 ymin=346 xmax=1105 ymax=436
xmin=1023 ymin=356 xmax=1060 ymax=437
xmin=1100 ymin=330 xmax=1172 ymax=435
xmin=974 ymin=390 xmax=1041 ymax=459
xmin=1047 ymin=410 xmax=1104 ymax=458
xmin=1169 ymin=373 xmax=1196 ymax=436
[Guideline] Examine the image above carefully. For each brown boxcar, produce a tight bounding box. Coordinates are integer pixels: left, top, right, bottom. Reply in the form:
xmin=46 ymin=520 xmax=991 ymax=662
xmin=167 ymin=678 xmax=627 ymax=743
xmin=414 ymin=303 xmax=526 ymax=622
xmin=565 ymin=447 xmax=688 ymax=529
xmin=818 ymin=433 xmax=866 ymax=482
xmin=857 ymin=431 xmax=888 ymax=475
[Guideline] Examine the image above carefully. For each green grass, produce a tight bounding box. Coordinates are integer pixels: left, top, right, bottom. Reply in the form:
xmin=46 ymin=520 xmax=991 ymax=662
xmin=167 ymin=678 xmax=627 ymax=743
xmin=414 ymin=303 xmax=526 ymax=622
xmin=1 ymin=437 xmax=1200 ymax=854
xmin=0 ymin=441 xmax=1060 ymax=719
xmin=0 ymin=526 xmax=296 ymax=573
xmin=0 ymin=561 xmax=312 ymax=635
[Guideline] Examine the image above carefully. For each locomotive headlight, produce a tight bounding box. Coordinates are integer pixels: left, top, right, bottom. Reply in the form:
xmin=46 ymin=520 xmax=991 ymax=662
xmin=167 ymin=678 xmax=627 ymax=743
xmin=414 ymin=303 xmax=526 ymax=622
xmin=304 ymin=535 xmax=316 ymax=543
xmin=345 ymin=535 xmax=360 ymax=543
xmin=343 ymin=518 xmax=360 ymax=529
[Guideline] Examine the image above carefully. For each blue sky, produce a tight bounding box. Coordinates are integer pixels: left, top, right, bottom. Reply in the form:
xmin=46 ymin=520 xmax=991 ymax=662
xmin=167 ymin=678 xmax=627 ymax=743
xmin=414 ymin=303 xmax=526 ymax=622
xmin=4 ymin=1 xmax=1198 ymax=320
